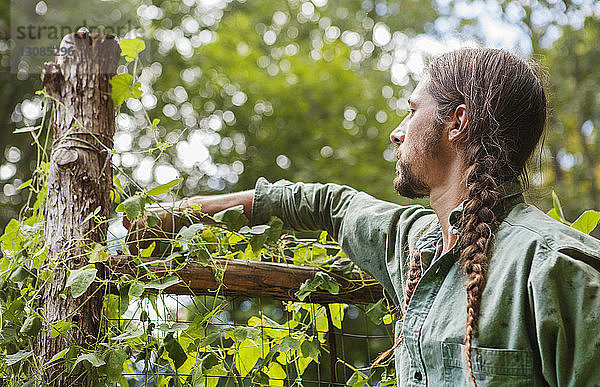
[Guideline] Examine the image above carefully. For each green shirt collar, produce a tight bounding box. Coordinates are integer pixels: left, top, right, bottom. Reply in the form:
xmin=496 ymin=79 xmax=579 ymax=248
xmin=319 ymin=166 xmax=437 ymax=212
xmin=448 ymin=181 xmax=525 ymax=236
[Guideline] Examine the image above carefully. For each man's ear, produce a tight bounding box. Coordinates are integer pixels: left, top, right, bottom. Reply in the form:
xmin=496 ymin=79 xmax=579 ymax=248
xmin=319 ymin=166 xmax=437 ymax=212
xmin=448 ymin=104 xmax=468 ymax=142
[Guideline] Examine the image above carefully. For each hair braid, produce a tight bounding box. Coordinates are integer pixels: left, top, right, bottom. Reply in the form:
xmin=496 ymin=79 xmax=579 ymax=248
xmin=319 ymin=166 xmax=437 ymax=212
xmin=458 ymin=152 xmax=500 ymax=385
xmin=424 ymin=48 xmax=546 ymax=386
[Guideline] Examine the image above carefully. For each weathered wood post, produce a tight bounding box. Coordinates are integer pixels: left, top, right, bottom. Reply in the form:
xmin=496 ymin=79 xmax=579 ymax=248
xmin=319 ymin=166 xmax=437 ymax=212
xmin=37 ymin=31 xmax=119 ymax=384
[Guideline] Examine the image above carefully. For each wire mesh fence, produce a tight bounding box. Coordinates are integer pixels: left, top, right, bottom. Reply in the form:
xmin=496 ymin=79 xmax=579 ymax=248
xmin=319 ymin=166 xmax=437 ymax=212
xmin=108 ymin=291 xmax=395 ymax=386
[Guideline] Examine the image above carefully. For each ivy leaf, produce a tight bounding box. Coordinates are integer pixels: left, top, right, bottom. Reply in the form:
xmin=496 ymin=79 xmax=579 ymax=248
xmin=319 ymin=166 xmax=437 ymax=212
xmin=65 ymin=265 xmax=97 ymax=298
xmin=328 ymin=303 xmax=345 ymax=329
xmin=571 ymin=210 xmax=600 ymax=234
xmin=551 ymin=190 xmax=566 ymax=223
xmin=4 ymin=350 xmax=32 ymax=366
xmin=234 ymin=338 xmax=261 ymax=377
xmin=115 ymin=194 xmax=145 ymax=221
xmin=267 ymin=361 xmax=286 ymax=386
xmin=88 ymin=243 xmax=109 ymax=263
xmin=74 ymin=353 xmax=106 ymax=368
xmin=346 ymin=371 xmax=368 ymax=386
xmin=213 ymin=205 xmax=248 ymax=231
xmin=178 ymin=224 xmax=204 ymax=242
xmin=102 ymin=349 xmax=128 ymax=383
xmin=158 ymin=322 xmax=189 ymax=333
xmin=48 ymin=347 xmax=70 ymax=364
xmin=20 ymin=316 xmax=42 ymax=337
xmin=144 ymin=275 xmax=180 ymax=290
xmin=140 ymin=242 xmax=156 ymax=258
xmin=164 ymin=333 xmax=187 ymax=369
xmin=366 ymin=299 xmax=387 ymax=324
xmin=300 ymin=339 xmax=320 ymax=360
xmin=50 ymin=321 xmax=72 ymax=338
xmin=147 ymin=177 xmax=183 ymax=196
xmin=265 ymin=216 xmax=284 ymax=243
xmin=110 ymin=73 xmax=142 ymax=106
xmin=128 ymin=281 xmax=145 ymax=298
xmin=119 ymin=37 xmax=146 ymax=62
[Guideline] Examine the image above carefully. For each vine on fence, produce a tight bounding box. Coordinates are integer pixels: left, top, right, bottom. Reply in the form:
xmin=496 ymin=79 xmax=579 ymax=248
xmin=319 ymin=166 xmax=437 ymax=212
xmin=0 ymin=38 xmax=398 ymax=386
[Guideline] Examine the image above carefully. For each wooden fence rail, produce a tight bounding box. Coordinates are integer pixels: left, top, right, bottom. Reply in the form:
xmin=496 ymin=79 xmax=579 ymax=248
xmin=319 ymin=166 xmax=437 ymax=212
xmin=108 ymin=255 xmax=385 ymax=305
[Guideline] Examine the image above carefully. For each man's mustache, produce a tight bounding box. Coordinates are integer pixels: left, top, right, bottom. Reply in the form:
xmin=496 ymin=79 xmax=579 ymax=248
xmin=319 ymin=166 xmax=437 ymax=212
xmin=393 ymin=146 xmax=401 ymax=159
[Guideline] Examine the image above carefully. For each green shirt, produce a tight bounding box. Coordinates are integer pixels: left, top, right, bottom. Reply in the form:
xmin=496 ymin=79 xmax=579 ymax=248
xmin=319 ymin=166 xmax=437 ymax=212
xmin=251 ymin=177 xmax=600 ymax=386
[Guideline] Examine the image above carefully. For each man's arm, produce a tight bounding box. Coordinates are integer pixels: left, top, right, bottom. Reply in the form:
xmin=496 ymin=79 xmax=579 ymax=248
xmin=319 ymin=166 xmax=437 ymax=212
xmin=124 ymin=190 xmax=255 ymax=254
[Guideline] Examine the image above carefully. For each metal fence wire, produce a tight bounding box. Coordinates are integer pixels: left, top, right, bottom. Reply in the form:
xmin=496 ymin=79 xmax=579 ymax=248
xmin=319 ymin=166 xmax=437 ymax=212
xmin=109 ymin=292 xmax=394 ymax=386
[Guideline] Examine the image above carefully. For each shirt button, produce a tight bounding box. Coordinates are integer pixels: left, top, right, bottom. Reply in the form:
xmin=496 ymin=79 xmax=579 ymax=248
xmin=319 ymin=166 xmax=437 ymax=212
xmin=414 ymin=370 xmax=423 ymax=381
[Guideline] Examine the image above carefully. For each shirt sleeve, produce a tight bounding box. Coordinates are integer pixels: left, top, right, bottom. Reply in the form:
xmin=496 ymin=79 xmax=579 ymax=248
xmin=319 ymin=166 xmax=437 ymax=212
xmin=528 ymin=248 xmax=600 ymax=386
xmin=251 ymin=177 xmax=429 ymax=304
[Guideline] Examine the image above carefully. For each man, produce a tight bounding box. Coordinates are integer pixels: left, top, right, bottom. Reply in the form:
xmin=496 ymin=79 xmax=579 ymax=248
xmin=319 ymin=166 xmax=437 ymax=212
xmin=126 ymin=48 xmax=600 ymax=386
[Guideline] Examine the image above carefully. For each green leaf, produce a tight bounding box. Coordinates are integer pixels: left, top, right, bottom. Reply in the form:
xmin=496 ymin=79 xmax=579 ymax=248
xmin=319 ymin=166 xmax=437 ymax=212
xmin=328 ymin=303 xmax=345 ymax=329
xmin=17 ymin=179 xmax=32 ymax=190
xmin=89 ymin=243 xmax=109 ymax=263
xmin=267 ymin=361 xmax=286 ymax=386
xmin=366 ymin=299 xmax=387 ymax=324
xmin=110 ymin=73 xmax=142 ymax=106
xmin=140 ymin=242 xmax=156 ymax=258
xmin=115 ymin=194 xmax=145 ymax=221
xmin=317 ymin=272 xmax=340 ymax=295
xmin=300 ymin=339 xmax=320 ymax=360
xmin=119 ymin=37 xmax=146 ymax=61
xmin=164 ymin=333 xmax=188 ymax=369
xmin=4 ymin=350 xmax=32 ymax=366
xmin=552 ymin=191 xmax=566 ymax=222
xmin=129 ymin=281 xmax=145 ymax=297
xmin=144 ymin=275 xmax=180 ymax=290
xmin=571 ymin=210 xmax=600 ymax=234
xmin=234 ymin=338 xmax=261 ymax=377
xmin=295 ymin=272 xmax=339 ymax=301
xmin=74 ymin=353 xmax=106 ymax=368
xmin=346 ymin=370 xmax=368 ymax=386
xmin=20 ymin=316 xmax=42 ymax=337
xmin=158 ymin=322 xmax=189 ymax=333
xmin=65 ymin=265 xmax=97 ymax=298
xmin=265 ymin=216 xmax=284 ymax=243
xmin=103 ymin=349 xmax=128 ymax=383
xmin=48 ymin=347 xmax=70 ymax=364
xmin=147 ymin=178 xmax=184 ymax=196
xmin=50 ymin=322 xmax=72 ymax=338
xmin=13 ymin=125 xmax=41 ymax=134
xmin=178 ymin=224 xmax=204 ymax=241
xmin=213 ymin=205 xmax=248 ymax=231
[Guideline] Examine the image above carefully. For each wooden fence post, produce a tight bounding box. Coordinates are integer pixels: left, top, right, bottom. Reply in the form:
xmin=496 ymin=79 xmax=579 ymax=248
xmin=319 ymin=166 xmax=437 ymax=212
xmin=37 ymin=31 xmax=119 ymax=384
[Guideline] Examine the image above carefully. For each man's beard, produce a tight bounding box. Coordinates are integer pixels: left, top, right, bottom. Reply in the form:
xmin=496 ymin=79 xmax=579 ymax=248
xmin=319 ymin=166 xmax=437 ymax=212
xmin=392 ymin=121 xmax=443 ymax=198
xmin=393 ymin=158 xmax=429 ymax=199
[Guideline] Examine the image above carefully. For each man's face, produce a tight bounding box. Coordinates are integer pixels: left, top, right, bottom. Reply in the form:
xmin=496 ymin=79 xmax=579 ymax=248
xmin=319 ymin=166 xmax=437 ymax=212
xmin=389 ymin=76 xmax=443 ymax=198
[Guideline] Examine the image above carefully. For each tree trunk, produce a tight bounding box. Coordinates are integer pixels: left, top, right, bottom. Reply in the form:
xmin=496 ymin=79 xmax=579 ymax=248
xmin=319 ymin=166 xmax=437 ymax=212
xmin=37 ymin=31 xmax=119 ymax=385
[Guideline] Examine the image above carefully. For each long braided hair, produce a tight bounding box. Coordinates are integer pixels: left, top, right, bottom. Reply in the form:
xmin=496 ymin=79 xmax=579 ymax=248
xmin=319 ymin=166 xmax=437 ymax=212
xmin=428 ymin=49 xmax=546 ymax=384
xmin=374 ymin=49 xmax=547 ymax=382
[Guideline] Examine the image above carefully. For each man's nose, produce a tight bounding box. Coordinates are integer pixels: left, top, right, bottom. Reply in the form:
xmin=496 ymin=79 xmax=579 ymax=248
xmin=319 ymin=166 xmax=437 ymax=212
xmin=390 ymin=125 xmax=406 ymax=144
